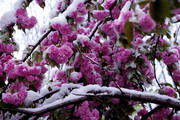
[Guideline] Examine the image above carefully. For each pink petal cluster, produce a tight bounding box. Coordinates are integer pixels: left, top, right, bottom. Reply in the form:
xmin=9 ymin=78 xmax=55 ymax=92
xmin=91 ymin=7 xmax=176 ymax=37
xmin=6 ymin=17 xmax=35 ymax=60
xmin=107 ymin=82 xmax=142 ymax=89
xmin=103 ymin=0 xmax=115 ymax=9
xmin=3 ymin=81 xmax=27 ymax=106
xmin=111 ymin=4 xmax=120 ymax=19
xmin=101 ymin=21 xmax=116 ymax=38
xmin=74 ymin=101 xmax=99 ymax=120
xmin=162 ymin=85 xmax=175 ymax=97
xmin=173 ymin=69 xmax=180 ymax=82
xmin=93 ymin=10 xmax=109 ymax=21
xmin=47 ymin=44 xmax=73 ymax=64
xmin=172 ymin=115 xmax=180 ymax=120
xmin=163 ymin=51 xmax=179 ymax=65
xmin=16 ymin=8 xmax=37 ymax=29
xmin=114 ymin=48 xmax=131 ymax=63
xmin=77 ymin=3 xmax=88 ymax=15
xmin=135 ymin=108 xmax=150 ymax=120
xmin=0 ymin=42 xmax=14 ymax=54
xmin=69 ymin=72 xmax=82 ymax=82
xmin=52 ymin=23 xmax=72 ymax=36
xmin=139 ymin=14 xmax=156 ymax=33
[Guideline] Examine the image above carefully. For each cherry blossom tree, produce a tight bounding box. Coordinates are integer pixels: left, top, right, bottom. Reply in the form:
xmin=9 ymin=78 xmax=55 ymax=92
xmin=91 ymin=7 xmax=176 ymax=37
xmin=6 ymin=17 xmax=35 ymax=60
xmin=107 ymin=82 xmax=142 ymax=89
xmin=0 ymin=0 xmax=180 ymax=119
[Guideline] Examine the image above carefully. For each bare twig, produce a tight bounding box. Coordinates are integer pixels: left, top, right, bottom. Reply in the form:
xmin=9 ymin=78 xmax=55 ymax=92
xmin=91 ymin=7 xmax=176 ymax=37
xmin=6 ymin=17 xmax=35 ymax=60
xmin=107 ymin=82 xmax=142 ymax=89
xmin=153 ymin=36 xmax=161 ymax=88
xmin=22 ymin=28 xmax=53 ymax=62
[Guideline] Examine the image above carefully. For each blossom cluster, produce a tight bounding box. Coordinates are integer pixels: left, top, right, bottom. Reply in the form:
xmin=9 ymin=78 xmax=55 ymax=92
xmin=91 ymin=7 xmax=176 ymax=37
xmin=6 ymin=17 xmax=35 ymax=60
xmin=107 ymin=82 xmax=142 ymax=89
xmin=2 ymin=81 xmax=27 ymax=106
xmin=16 ymin=8 xmax=37 ymax=29
xmin=47 ymin=44 xmax=73 ymax=64
xmin=0 ymin=42 xmax=14 ymax=54
xmin=0 ymin=0 xmax=180 ymax=119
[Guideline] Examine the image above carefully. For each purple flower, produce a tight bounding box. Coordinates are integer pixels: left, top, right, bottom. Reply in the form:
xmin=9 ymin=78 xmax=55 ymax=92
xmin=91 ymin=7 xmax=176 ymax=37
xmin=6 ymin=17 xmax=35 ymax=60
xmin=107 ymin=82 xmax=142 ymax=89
xmin=93 ymin=10 xmax=109 ymax=21
xmin=139 ymin=14 xmax=156 ymax=33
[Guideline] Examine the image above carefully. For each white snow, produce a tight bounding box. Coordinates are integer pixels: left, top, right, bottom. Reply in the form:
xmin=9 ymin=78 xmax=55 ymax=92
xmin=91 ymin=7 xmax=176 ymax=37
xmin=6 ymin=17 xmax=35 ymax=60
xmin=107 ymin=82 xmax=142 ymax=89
xmin=20 ymin=84 xmax=180 ymax=114
xmin=50 ymin=0 xmax=85 ymax=26
xmin=0 ymin=10 xmax=16 ymax=30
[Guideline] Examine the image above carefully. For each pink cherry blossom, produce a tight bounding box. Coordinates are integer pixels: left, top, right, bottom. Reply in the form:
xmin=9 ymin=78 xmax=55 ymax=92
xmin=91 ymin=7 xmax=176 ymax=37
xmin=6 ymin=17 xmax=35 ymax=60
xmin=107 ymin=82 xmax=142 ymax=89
xmin=139 ymin=14 xmax=156 ymax=33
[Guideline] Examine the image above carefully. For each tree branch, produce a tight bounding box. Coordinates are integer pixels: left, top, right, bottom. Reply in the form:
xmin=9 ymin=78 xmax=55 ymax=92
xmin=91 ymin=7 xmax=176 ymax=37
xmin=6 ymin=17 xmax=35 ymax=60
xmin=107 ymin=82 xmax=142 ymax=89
xmin=22 ymin=28 xmax=53 ymax=62
xmin=1 ymin=85 xmax=180 ymax=119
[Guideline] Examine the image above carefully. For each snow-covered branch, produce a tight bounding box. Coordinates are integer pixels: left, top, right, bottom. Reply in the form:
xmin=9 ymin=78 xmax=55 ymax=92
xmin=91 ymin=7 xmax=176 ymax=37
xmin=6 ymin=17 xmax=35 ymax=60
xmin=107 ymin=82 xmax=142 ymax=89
xmin=1 ymin=84 xmax=180 ymax=119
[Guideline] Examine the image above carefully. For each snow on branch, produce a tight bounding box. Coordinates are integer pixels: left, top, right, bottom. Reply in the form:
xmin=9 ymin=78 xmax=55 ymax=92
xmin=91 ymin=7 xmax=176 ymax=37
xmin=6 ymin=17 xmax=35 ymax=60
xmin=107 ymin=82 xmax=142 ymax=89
xmin=1 ymin=84 xmax=180 ymax=118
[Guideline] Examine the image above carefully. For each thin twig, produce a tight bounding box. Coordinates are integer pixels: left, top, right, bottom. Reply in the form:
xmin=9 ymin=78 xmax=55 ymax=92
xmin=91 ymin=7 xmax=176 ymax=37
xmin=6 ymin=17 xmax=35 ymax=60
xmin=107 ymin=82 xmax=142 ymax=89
xmin=153 ymin=36 xmax=161 ymax=88
xmin=89 ymin=21 xmax=103 ymax=40
xmin=22 ymin=28 xmax=53 ymax=62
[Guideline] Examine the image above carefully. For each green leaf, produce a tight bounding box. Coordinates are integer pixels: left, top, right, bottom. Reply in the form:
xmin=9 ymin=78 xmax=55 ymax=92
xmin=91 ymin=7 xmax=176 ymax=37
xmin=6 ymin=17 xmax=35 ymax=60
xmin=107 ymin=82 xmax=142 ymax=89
xmin=150 ymin=0 xmax=170 ymax=23
xmin=124 ymin=21 xmax=133 ymax=44
xmin=49 ymin=59 xmax=60 ymax=68
xmin=127 ymin=70 xmax=135 ymax=79
xmin=125 ymin=61 xmax=136 ymax=69
xmin=72 ymin=25 xmax=77 ymax=32
xmin=98 ymin=5 xmax=104 ymax=10
xmin=138 ymin=0 xmax=149 ymax=6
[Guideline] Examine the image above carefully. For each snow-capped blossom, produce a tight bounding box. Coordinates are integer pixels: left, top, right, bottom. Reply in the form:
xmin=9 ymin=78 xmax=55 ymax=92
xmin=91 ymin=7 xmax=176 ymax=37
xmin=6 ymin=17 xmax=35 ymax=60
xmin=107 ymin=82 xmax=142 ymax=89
xmin=36 ymin=0 xmax=44 ymax=4
xmin=69 ymin=11 xmax=78 ymax=18
xmin=77 ymin=3 xmax=88 ymax=15
xmin=75 ymin=16 xmax=84 ymax=23
xmin=15 ymin=64 xmax=29 ymax=77
xmin=52 ymin=23 xmax=72 ymax=36
xmin=103 ymin=0 xmax=115 ymax=9
xmin=16 ymin=8 xmax=37 ymax=29
xmin=21 ymin=16 xmax=37 ymax=29
xmin=69 ymin=72 xmax=82 ymax=82
xmin=162 ymin=51 xmax=179 ymax=65
xmin=28 ymin=66 xmax=41 ymax=75
xmin=93 ymin=10 xmax=109 ymax=21
xmin=139 ymin=14 xmax=156 ymax=33
xmin=113 ymin=20 xmax=125 ymax=34
xmin=121 ymin=11 xmax=133 ymax=22
xmin=173 ymin=69 xmax=180 ymax=82
xmin=172 ymin=114 xmax=180 ymax=120
xmin=47 ymin=44 xmax=73 ymax=64
xmin=161 ymin=86 xmax=175 ymax=97
xmin=115 ymin=48 xmax=131 ymax=63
